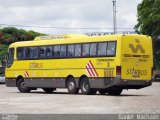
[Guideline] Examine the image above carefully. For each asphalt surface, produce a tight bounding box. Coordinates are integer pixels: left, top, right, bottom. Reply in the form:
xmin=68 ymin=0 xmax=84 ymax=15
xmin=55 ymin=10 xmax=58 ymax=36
xmin=0 ymin=82 xmax=160 ymax=114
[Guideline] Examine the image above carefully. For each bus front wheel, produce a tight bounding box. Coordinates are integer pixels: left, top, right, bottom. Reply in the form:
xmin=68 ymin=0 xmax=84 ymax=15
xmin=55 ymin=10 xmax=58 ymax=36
xmin=80 ymin=77 xmax=97 ymax=95
xmin=67 ymin=77 xmax=79 ymax=94
xmin=17 ymin=78 xmax=31 ymax=93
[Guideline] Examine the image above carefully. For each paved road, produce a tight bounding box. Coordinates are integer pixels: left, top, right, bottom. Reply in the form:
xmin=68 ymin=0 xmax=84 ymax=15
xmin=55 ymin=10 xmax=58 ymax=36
xmin=0 ymin=82 xmax=160 ymax=114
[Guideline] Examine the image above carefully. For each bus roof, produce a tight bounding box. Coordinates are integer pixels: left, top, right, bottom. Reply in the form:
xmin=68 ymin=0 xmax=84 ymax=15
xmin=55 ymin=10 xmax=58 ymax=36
xmin=9 ymin=34 xmax=148 ymax=48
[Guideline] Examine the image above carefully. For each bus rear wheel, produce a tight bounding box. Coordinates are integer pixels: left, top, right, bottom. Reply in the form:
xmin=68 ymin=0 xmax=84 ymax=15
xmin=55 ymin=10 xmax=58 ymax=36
xmin=107 ymin=87 xmax=123 ymax=96
xmin=17 ymin=78 xmax=31 ymax=93
xmin=42 ymin=88 xmax=56 ymax=93
xmin=80 ymin=77 xmax=97 ymax=95
xmin=67 ymin=77 xmax=79 ymax=94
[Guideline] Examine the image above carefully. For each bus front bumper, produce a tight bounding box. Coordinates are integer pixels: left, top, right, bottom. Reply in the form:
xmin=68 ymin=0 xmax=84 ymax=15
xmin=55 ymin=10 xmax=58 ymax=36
xmin=5 ymin=78 xmax=16 ymax=87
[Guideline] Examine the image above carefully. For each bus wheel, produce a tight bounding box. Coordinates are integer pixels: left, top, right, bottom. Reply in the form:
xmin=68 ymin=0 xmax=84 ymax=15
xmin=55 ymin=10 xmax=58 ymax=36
xmin=80 ymin=77 xmax=97 ymax=95
xmin=17 ymin=78 xmax=31 ymax=93
xmin=107 ymin=87 xmax=123 ymax=96
xmin=98 ymin=89 xmax=108 ymax=95
xmin=67 ymin=77 xmax=79 ymax=94
xmin=42 ymin=88 xmax=56 ymax=93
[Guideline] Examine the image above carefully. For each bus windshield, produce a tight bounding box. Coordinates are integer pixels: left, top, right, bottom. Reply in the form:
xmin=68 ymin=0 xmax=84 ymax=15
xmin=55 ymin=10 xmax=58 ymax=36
xmin=7 ymin=48 xmax=14 ymax=68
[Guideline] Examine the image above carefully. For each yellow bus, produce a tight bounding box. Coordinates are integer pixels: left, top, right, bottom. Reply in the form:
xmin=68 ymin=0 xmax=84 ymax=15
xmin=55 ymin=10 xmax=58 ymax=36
xmin=5 ymin=34 xmax=153 ymax=95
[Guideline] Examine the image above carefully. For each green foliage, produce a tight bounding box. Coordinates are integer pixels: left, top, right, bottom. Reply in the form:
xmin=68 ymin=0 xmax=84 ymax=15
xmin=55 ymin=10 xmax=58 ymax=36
xmin=0 ymin=27 xmax=46 ymax=45
xmin=0 ymin=45 xmax=8 ymax=63
xmin=0 ymin=27 xmax=46 ymax=63
xmin=135 ymin=0 xmax=160 ymax=69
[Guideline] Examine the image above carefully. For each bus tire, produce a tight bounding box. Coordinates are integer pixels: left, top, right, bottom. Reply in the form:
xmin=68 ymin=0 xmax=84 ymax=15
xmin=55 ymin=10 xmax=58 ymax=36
xmin=42 ymin=88 xmax=56 ymax=93
xmin=67 ymin=77 xmax=79 ymax=94
xmin=17 ymin=78 xmax=31 ymax=93
xmin=107 ymin=87 xmax=123 ymax=96
xmin=80 ymin=77 xmax=97 ymax=95
xmin=98 ymin=89 xmax=108 ymax=95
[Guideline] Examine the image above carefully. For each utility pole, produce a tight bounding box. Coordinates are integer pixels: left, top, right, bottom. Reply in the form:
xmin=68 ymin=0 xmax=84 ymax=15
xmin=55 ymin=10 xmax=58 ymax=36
xmin=112 ymin=0 xmax=117 ymax=34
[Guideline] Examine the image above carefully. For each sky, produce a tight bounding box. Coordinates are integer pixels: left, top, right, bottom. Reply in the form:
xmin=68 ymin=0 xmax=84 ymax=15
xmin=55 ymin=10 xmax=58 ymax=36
xmin=0 ymin=0 xmax=142 ymax=35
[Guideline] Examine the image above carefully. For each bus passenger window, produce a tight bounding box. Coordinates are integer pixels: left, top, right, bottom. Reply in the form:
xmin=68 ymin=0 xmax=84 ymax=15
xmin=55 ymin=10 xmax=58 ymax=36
xmin=25 ymin=47 xmax=33 ymax=59
xmin=17 ymin=47 xmax=24 ymax=59
xmin=68 ymin=45 xmax=74 ymax=57
xmin=75 ymin=44 xmax=81 ymax=57
xmin=39 ymin=46 xmax=46 ymax=58
xmin=33 ymin=47 xmax=39 ymax=59
xmin=97 ymin=42 xmax=107 ymax=56
xmin=25 ymin=47 xmax=29 ymax=59
xmin=107 ymin=42 xmax=116 ymax=56
xmin=90 ymin=43 xmax=97 ymax=56
xmin=53 ymin=45 xmax=60 ymax=57
xmin=82 ymin=44 xmax=90 ymax=57
xmin=46 ymin=46 xmax=52 ymax=58
xmin=60 ymin=45 xmax=67 ymax=57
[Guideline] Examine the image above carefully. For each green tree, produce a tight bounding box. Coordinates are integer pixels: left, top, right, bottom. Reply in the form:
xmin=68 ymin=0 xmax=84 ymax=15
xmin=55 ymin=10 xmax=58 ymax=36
xmin=0 ymin=27 xmax=46 ymax=45
xmin=0 ymin=45 xmax=8 ymax=65
xmin=0 ymin=27 xmax=46 ymax=65
xmin=135 ymin=0 xmax=160 ymax=69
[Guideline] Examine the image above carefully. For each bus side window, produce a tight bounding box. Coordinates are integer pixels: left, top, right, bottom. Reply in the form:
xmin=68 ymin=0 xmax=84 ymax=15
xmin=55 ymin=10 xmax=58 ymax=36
xmin=68 ymin=45 xmax=74 ymax=57
xmin=107 ymin=42 xmax=116 ymax=56
xmin=17 ymin=47 xmax=25 ymax=59
xmin=90 ymin=43 xmax=97 ymax=56
xmin=25 ymin=47 xmax=33 ymax=59
xmin=75 ymin=44 xmax=81 ymax=57
xmin=25 ymin=47 xmax=29 ymax=59
xmin=39 ymin=46 xmax=46 ymax=58
xmin=52 ymin=46 xmax=54 ymax=57
xmin=46 ymin=46 xmax=52 ymax=58
xmin=60 ymin=45 xmax=67 ymax=57
xmin=82 ymin=43 xmax=90 ymax=57
xmin=53 ymin=45 xmax=60 ymax=58
xmin=97 ymin=42 xmax=107 ymax=56
xmin=33 ymin=47 xmax=39 ymax=59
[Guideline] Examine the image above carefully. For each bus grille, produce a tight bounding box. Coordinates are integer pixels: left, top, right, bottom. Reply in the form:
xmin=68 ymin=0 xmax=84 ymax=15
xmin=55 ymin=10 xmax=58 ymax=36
xmin=104 ymin=70 xmax=114 ymax=86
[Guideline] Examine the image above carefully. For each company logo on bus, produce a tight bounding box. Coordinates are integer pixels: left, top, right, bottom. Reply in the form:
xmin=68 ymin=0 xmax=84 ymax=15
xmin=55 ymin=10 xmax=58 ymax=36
xmin=126 ymin=68 xmax=147 ymax=78
xmin=129 ymin=39 xmax=145 ymax=54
